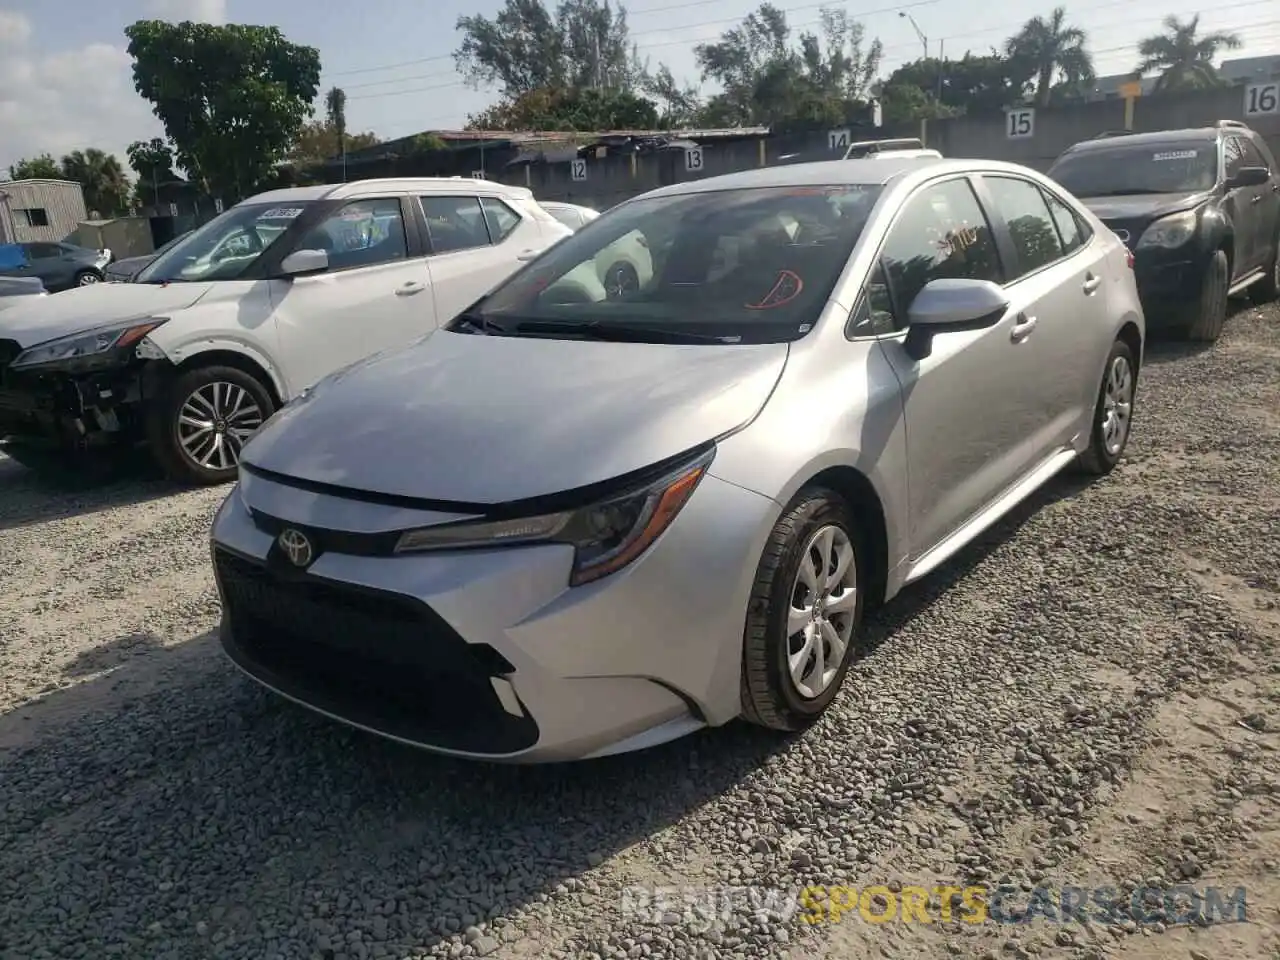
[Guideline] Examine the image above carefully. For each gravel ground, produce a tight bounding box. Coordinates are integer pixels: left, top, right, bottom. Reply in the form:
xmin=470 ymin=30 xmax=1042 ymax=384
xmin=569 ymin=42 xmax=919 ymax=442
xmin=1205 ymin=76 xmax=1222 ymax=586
xmin=1 ymin=302 xmax=1278 ymax=960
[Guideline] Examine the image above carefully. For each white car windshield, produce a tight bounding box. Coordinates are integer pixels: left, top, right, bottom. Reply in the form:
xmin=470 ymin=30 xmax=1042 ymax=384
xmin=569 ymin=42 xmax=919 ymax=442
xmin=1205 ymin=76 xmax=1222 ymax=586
xmin=136 ymin=202 xmax=313 ymax=283
xmin=467 ymin=184 xmax=884 ymax=345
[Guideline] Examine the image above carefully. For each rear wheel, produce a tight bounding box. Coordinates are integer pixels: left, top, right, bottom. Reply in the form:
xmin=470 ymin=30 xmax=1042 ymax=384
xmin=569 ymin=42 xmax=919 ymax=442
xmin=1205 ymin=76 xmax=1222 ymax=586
xmin=1180 ymin=250 xmax=1229 ymax=342
xmin=1248 ymin=233 xmax=1279 ymax=305
xmin=1078 ymin=338 xmax=1137 ymax=476
xmin=146 ymin=365 xmax=274 ymax=485
xmin=740 ymin=488 xmax=866 ymax=732
xmin=73 ymin=269 xmax=102 ymax=287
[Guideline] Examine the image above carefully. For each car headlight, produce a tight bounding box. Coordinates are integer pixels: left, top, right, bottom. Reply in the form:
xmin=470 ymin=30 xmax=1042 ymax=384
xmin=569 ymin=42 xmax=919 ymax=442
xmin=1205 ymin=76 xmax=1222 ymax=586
xmin=9 ymin=317 xmax=168 ymax=371
xmin=1136 ymin=210 xmax=1198 ymax=250
xmin=394 ymin=446 xmax=714 ymax=586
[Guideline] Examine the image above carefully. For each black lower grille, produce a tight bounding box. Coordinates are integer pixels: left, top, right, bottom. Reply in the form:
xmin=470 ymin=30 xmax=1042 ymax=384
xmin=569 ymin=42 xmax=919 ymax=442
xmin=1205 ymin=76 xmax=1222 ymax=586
xmin=214 ymin=549 xmax=539 ymax=754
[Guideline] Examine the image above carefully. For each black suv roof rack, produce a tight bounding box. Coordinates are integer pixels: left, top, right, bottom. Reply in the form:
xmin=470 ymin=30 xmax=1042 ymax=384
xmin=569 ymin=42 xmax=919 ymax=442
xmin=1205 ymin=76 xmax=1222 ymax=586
xmin=1215 ymin=119 xmax=1248 ymax=129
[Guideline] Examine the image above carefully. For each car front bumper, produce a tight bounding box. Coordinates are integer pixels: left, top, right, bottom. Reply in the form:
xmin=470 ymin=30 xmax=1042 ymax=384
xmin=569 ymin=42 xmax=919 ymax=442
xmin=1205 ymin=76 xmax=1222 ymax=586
xmin=210 ymin=466 xmax=781 ymax=762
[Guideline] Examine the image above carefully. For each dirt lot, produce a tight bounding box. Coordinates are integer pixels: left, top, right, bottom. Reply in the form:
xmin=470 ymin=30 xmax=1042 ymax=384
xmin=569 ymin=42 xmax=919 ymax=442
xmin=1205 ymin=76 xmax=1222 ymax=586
xmin=1 ymin=303 xmax=1278 ymax=960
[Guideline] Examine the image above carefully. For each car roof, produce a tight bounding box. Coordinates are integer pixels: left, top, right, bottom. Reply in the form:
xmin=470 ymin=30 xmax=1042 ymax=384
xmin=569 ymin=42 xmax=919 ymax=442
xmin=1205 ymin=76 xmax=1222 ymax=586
xmin=1059 ymin=127 xmax=1225 ymax=156
xmin=633 ymin=156 xmax=1035 ymax=201
xmin=241 ymin=177 xmax=536 ymax=208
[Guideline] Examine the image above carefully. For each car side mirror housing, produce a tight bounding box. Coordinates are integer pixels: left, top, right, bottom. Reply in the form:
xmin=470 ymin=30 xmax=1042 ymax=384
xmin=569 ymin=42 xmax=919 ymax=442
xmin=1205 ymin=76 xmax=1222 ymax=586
xmin=1225 ymin=166 xmax=1270 ymax=189
xmin=279 ymin=248 xmax=329 ymax=277
xmin=903 ymin=278 xmax=1010 ymax=361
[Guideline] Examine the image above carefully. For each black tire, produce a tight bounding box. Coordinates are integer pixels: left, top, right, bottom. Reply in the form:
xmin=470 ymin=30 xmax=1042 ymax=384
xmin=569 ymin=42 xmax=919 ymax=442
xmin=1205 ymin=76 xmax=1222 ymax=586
xmin=740 ymin=487 xmax=866 ymax=732
xmin=146 ymin=364 xmax=275 ymax=486
xmin=1180 ymin=250 xmax=1229 ymax=342
xmin=1078 ymin=338 xmax=1137 ymax=476
xmin=1248 ymin=233 xmax=1279 ymax=305
xmin=73 ymin=269 xmax=102 ymax=288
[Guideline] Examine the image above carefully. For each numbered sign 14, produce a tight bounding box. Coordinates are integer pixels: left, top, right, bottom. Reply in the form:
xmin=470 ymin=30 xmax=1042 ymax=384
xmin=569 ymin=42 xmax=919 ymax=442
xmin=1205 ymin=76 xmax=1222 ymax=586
xmin=1006 ymin=108 xmax=1035 ymax=140
xmin=570 ymin=158 xmax=587 ymax=182
xmin=1244 ymin=82 xmax=1279 ymax=117
xmin=828 ymin=129 xmax=851 ymax=153
xmin=684 ymin=145 xmax=704 ymax=173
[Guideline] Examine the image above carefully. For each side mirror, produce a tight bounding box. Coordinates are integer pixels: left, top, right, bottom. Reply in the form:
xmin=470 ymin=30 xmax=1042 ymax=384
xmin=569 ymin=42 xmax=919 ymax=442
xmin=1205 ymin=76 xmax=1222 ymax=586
xmin=279 ymin=248 xmax=329 ymax=277
xmin=1225 ymin=166 xmax=1270 ymax=190
xmin=903 ymin=278 xmax=1010 ymax=361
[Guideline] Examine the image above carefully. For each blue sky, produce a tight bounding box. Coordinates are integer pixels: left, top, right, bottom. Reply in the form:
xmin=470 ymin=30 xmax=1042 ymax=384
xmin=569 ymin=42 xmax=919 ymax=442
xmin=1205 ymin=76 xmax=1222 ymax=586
xmin=0 ymin=0 xmax=1277 ymax=175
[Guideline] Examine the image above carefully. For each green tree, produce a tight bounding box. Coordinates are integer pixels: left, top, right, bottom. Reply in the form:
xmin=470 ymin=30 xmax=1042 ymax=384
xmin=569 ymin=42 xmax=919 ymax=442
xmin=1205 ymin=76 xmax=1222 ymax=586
xmin=8 ymin=154 xmax=62 ymax=180
xmin=1004 ymin=7 xmax=1094 ymax=108
xmin=60 ymin=148 xmax=132 ymax=216
xmin=641 ymin=64 xmax=702 ymax=128
xmin=466 ymin=86 xmax=658 ymax=130
xmin=124 ymin=20 xmax=321 ymax=201
xmin=1133 ymin=15 xmax=1242 ymax=92
xmin=325 ymin=86 xmax=347 ymax=158
xmin=695 ymin=4 xmax=881 ymax=127
xmin=881 ymin=52 xmax=1031 ymax=121
xmin=289 ymin=120 xmax=380 ymax=166
xmin=126 ymin=138 xmax=177 ymax=206
xmin=455 ymin=0 xmax=648 ymax=98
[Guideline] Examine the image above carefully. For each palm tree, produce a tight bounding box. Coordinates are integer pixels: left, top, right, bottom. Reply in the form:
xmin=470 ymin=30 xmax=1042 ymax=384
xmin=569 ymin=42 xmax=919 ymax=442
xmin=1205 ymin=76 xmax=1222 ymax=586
xmin=1133 ymin=15 xmax=1242 ymax=92
xmin=60 ymin=148 xmax=131 ymax=218
xmin=1005 ymin=7 xmax=1094 ymax=108
xmin=325 ymin=87 xmax=347 ymax=159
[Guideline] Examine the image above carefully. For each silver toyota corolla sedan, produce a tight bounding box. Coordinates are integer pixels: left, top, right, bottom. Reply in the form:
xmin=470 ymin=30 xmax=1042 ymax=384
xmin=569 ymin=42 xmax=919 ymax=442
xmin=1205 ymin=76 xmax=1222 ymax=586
xmin=210 ymin=157 xmax=1144 ymax=763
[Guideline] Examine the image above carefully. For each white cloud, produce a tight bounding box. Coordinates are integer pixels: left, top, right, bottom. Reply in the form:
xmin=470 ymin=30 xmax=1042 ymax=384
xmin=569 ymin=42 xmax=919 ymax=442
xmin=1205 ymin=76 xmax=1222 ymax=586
xmin=143 ymin=0 xmax=227 ymax=24
xmin=0 ymin=11 xmax=164 ymax=178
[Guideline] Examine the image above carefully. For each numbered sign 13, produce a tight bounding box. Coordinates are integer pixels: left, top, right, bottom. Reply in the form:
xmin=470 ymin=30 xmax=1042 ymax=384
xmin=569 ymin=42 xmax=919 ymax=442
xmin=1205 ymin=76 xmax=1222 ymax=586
xmin=1006 ymin=108 xmax=1035 ymax=140
xmin=684 ymin=146 xmax=704 ymax=172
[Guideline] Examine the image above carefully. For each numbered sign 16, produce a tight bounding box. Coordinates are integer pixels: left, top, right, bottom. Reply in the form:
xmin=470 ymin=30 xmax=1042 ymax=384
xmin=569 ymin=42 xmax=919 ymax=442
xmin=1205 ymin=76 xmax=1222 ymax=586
xmin=1244 ymin=82 xmax=1279 ymax=117
xmin=828 ymin=129 xmax=851 ymax=153
xmin=684 ymin=145 xmax=704 ymax=173
xmin=570 ymin=158 xmax=587 ymax=182
xmin=1006 ymin=108 xmax=1035 ymax=140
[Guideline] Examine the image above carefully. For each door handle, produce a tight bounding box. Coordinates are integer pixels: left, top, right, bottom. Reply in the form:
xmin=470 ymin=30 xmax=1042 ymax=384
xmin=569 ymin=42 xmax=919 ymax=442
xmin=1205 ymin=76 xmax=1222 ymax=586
xmin=395 ymin=281 xmax=426 ymax=296
xmin=516 ymin=249 xmax=539 ymax=262
xmin=1082 ymin=273 xmax=1101 ymax=294
xmin=1010 ymin=313 xmax=1037 ymax=342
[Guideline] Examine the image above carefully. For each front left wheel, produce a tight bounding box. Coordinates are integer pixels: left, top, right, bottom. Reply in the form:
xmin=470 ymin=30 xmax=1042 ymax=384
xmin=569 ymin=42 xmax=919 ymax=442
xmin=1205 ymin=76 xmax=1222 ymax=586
xmin=740 ymin=488 xmax=866 ymax=732
xmin=146 ymin=365 xmax=275 ymax=485
xmin=73 ymin=269 xmax=102 ymax=287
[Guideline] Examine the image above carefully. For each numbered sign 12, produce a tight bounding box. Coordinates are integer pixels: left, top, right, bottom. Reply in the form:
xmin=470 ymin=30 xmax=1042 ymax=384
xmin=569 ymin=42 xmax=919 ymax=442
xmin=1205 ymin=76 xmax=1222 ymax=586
xmin=684 ymin=145 xmax=704 ymax=173
xmin=570 ymin=159 xmax=587 ymax=182
xmin=1006 ymin=108 xmax=1035 ymax=140
xmin=828 ymin=129 xmax=851 ymax=153
xmin=1244 ymin=82 xmax=1279 ymax=117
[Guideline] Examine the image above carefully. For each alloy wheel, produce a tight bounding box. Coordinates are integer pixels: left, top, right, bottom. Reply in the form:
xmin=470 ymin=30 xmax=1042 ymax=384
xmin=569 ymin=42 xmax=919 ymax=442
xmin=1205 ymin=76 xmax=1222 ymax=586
xmin=78 ymin=273 xmax=100 ymax=286
xmin=787 ymin=524 xmax=858 ymax=699
xmin=1101 ymin=354 xmax=1134 ymax=456
xmin=176 ymin=381 xmax=265 ymax=471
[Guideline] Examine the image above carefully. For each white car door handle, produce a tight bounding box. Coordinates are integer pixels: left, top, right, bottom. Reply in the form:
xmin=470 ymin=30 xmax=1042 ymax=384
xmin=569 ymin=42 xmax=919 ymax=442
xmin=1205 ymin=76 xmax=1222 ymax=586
xmin=516 ymin=249 xmax=539 ymax=262
xmin=1082 ymin=273 xmax=1101 ymax=294
xmin=395 ymin=281 xmax=426 ymax=296
xmin=1011 ymin=313 xmax=1037 ymax=342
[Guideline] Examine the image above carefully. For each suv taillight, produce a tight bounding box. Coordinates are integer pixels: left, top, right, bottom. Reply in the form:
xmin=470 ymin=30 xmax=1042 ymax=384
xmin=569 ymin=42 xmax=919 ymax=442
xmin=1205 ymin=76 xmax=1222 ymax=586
xmin=1124 ymin=249 xmax=1134 ymax=269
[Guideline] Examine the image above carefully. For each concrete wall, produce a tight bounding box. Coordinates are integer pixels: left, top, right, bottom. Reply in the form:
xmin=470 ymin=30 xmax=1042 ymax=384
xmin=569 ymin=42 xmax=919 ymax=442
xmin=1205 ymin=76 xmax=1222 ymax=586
xmin=0 ymin=180 xmax=88 ymax=242
xmin=497 ymin=84 xmax=1280 ymax=209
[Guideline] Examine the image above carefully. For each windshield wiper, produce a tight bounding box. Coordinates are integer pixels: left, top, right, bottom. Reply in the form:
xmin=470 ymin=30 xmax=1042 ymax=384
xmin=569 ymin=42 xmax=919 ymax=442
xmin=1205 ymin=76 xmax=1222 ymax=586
xmin=513 ymin=319 xmax=734 ymax=343
xmin=451 ymin=311 xmax=508 ymax=335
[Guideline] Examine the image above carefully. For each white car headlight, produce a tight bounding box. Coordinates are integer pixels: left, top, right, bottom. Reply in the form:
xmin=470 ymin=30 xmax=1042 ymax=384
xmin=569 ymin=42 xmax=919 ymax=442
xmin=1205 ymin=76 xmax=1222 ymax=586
xmin=1136 ymin=210 xmax=1198 ymax=250
xmin=9 ymin=317 xmax=168 ymax=371
xmin=394 ymin=447 xmax=714 ymax=586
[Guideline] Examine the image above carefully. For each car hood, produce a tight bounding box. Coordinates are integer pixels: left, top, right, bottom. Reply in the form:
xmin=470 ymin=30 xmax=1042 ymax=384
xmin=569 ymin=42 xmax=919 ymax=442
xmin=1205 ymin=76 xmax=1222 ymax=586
xmin=0 ymin=282 xmax=213 ymax=348
xmin=242 ymin=330 xmax=790 ymax=505
xmin=1076 ymin=192 xmax=1209 ymax=222
xmin=106 ymin=254 xmax=156 ymax=275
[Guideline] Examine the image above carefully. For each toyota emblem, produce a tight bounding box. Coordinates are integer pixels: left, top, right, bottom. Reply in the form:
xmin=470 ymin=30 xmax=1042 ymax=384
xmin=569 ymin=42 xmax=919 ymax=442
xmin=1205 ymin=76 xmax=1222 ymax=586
xmin=277 ymin=528 xmax=314 ymax=568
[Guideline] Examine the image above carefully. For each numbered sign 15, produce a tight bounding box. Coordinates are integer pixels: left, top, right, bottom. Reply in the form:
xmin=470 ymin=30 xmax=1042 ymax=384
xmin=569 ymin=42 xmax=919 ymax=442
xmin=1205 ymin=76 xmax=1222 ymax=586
xmin=570 ymin=158 xmax=587 ymax=182
xmin=1244 ymin=82 xmax=1279 ymax=117
xmin=828 ymin=129 xmax=851 ymax=153
xmin=684 ymin=145 xmax=704 ymax=173
xmin=1006 ymin=108 xmax=1035 ymax=140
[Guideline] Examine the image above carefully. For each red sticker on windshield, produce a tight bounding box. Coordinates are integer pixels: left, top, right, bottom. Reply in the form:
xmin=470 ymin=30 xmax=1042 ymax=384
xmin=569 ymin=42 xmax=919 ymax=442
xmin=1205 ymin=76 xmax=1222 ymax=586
xmin=745 ymin=270 xmax=804 ymax=310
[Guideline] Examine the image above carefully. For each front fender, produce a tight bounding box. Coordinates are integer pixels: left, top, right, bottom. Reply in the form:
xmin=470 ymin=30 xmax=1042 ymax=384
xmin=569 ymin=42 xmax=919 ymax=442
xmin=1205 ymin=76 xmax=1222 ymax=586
xmin=150 ymin=333 xmax=289 ymax=403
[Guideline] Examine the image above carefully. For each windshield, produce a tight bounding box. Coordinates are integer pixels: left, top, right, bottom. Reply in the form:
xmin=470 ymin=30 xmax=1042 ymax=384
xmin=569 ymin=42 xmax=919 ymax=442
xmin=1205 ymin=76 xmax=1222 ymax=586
xmin=465 ymin=184 xmax=883 ymax=344
xmin=1049 ymin=142 xmax=1219 ymax=197
xmin=136 ymin=202 xmax=312 ymax=283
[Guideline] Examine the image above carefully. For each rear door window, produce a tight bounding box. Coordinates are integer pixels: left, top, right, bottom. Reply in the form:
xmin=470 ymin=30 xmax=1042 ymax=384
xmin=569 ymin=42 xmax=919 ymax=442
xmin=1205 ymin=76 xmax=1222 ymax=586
xmin=981 ymin=176 xmax=1066 ymax=279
